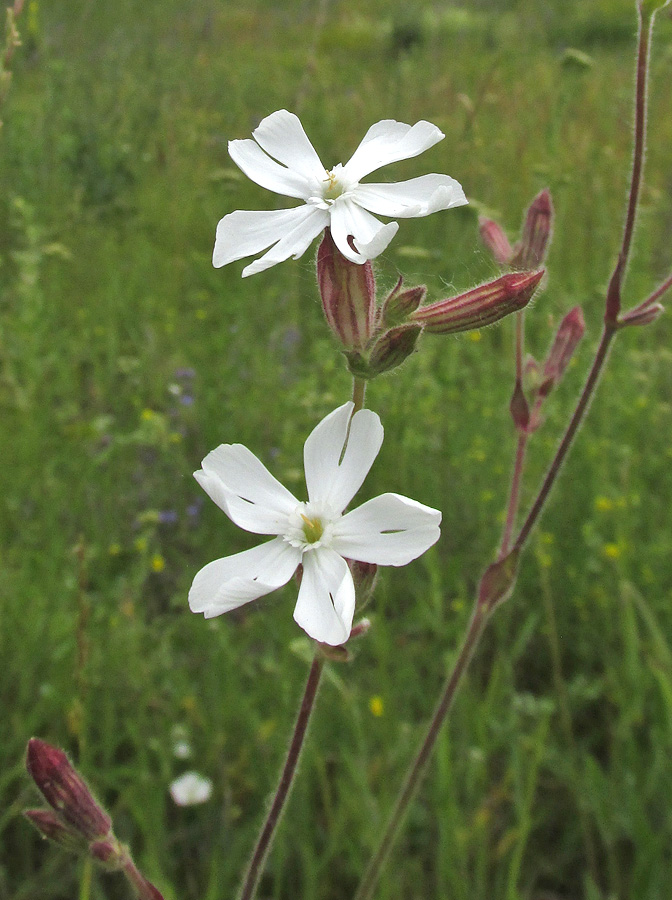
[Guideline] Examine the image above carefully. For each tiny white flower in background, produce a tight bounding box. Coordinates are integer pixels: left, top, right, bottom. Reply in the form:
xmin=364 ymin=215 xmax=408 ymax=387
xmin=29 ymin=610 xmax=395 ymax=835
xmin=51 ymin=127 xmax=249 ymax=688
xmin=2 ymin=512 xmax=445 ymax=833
xmin=214 ymin=109 xmax=467 ymax=277
xmin=189 ymin=402 xmax=441 ymax=646
xmin=169 ymin=771 xmax=213 ymax=806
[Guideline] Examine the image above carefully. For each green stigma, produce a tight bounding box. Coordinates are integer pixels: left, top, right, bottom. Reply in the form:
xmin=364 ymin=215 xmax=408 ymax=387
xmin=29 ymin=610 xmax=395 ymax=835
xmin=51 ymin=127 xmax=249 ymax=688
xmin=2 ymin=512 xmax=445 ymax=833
xmin=301 ymin=514 xmax=324 ymax=544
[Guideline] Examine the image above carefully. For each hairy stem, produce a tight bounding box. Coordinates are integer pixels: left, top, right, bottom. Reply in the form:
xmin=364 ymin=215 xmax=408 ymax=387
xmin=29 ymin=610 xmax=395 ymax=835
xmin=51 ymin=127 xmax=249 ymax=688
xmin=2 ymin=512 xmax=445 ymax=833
xmin=238 ymin=654 xmax=324 ymax=900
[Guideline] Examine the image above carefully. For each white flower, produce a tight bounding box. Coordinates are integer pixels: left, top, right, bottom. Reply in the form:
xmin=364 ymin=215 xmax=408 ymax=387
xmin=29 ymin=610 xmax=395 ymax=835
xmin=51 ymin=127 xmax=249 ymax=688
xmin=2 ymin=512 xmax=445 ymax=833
xmin=189 ymin=403 xmax=441 ymax=646
xmin=169 ymin=771 xmax=213 ymax=806
xmin=214 ymin=109 xmax=467 ymax=277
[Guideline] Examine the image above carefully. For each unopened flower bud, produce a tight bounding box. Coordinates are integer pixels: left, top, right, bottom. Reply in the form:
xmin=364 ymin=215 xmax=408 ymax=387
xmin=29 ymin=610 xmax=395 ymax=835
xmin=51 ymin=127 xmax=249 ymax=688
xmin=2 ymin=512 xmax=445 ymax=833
xmin=24 ymin=808 xmax=86 ymax=854
xmin=381 ymin=277 xmax=426 ymax=327
xmin=317 ymin=230 xmax=376 ymax=350
xmin=510 ymin=189 xmax=553 ymax=269
xmin=619 ymin=302 xmax=664 ymax=327
xmin=349 ymin=618 xmax=372 ymax=640
xmin=479 ymin=217 xmax=513 ymax=265
xmin=510 ymin=379 xmax=530 ymax=432
xmin=89 ymin=836 xmax=125 ymax=871
xmin=478 ymin=549 xmax=519 ymax=611
xmin=26 ymin=739 xmax=111 ymax=842
xmin=412 ymin=270 xmax=543 ymax=335
xmin=539 ymin=305 xmax=585 ymax=398
xmin=367 ymin=323 xmax=423 ymax=376
xmin=349 ymin=559 xmax=378 ymax=608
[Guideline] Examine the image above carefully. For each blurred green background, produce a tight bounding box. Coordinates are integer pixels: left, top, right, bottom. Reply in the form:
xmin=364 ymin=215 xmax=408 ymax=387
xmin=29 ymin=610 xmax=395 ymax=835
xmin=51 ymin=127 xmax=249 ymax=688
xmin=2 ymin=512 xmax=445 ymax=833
xmin=2 ymin=0 xmax=672 ymax=897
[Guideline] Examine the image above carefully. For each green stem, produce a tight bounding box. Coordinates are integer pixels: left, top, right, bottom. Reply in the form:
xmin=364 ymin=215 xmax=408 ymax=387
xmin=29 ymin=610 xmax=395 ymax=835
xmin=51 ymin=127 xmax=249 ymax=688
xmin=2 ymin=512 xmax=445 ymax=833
xmin=352 ymin=376 xmax=367 ymax=413
xmin=238 ymin=654 xmax=324 ymax=900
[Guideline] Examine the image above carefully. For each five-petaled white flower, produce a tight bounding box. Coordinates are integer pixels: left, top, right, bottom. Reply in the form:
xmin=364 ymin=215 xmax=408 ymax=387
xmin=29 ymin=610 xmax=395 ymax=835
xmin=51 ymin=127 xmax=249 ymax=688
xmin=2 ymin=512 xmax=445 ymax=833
xmin=214 ymin=109 xmax=467 ymax=277
xmin=189 ymin=402 xmax=441 ymax=646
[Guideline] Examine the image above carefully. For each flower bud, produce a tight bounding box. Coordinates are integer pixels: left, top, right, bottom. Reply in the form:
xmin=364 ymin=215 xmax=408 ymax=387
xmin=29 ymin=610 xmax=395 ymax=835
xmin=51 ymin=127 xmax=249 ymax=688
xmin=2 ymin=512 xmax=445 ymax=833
xmin=411 ymin=270 xmax=543 ymax=335
xmin=349 ymin=618 xmax=372 ymax=640
xmin=510 ymin=379 xmax=530 ymax=432
xmin=619 ymin=302 xmax=664 ymax=327
xmin=479 ymin=217 xmax=513 ymax=265
xmin=478 ymin=549 xmax=519 ymax=611
xmin=349 ymin=559 xmax=378 ymax=608
xmin=539 ymin=305 xmax=585 ymax=398
xmin=317 ymin=230 xmax=376 ymax=350
xmin=24 ymin=808 xmax=87 ymax=854
xmin=367 ymin=323 xmax=423 ymax=376
xmin=89 ymin=836 xmax=126 ymax=871
xmin=510 ymin=189 xmax=553 ymax=269
xmin=380 ymin=277 xmax=426 ymax=327
xmin=26 ymin=738 xmax=112 ymax=842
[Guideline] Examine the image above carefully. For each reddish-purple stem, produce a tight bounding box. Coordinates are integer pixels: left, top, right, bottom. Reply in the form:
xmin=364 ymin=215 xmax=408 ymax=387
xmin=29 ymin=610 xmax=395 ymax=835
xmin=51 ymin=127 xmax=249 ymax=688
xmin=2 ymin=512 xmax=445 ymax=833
xmin=352 ymin=8 xmax=657 ymax=898
xmin=605 ymin=6 xmax=652 ymax=322
xmin=238 ymin=654 xmax=323 ymax=900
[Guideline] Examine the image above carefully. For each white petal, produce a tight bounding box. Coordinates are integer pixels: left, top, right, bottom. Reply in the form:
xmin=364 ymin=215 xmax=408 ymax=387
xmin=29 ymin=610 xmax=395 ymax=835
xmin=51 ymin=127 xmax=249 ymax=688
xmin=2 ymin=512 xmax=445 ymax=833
xmin=329 ymin=198 xmax=398 ymax=263
xmin=189 ymin=537 xmax=301 ymax=616
xmin=242 ymin=206 xmax=328 ymax=277
xmin=252 ymin=110 xmax=326 ymax=184
xmin=196 ymin=444 xmax=298 ymax=534
xmin=229 ymin=138 xmax=317 ymax=199
xmin=213 ymin=206 xmax=328 ymax=274
xmin=354 ymin=174 xmax=468 ymax=219
xmin=342 ymin=120 xmax=445 ymax=182
xmin=293 ymin=549 xmax=355 ymax=645
xmin=304 ymin=403 xmax=383 ymax=513
xmin=331 ymin=493 xmax=441 ymax=565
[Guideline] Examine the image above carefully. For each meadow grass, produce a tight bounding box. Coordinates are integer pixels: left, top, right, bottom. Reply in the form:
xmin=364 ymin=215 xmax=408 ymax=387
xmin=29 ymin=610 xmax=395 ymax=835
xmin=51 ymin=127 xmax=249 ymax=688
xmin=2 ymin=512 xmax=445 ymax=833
xmin=1 ymin=0 xmax=672 ymax=898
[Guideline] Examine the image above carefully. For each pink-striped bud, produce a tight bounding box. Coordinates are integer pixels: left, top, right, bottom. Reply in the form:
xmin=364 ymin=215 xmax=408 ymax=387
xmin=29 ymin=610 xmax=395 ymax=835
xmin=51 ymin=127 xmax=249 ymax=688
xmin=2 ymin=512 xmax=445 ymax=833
xmin=26 ymin=738 xmax=112 ymax=842
xmin=479 ymin=217 xmax=513 ymax=265
xmin=317 ymin=230 xmax=375 ymax=350
xmin=411 ymin=270 xmax=543 ymax=335
xmin=539 ymin=305 xmax=585 ymax=397
xmin=510 ymin=189 xmax=554 ymax=269
xmin=381 ymin=277 xmax=426 ymax=327
xmin=619 ymin=302 xmax=664 ymax=327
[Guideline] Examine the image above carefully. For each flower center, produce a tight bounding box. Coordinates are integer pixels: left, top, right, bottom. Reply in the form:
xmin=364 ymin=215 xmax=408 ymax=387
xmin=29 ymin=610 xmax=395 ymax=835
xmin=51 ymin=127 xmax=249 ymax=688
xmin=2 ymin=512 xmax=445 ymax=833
xmin=322 ymin=168 xmax=345 ymax=201
xmin=301 ymin=513 xmax=324 ymax=544
xmin=283 ymin=502 xmax=335 ymax=550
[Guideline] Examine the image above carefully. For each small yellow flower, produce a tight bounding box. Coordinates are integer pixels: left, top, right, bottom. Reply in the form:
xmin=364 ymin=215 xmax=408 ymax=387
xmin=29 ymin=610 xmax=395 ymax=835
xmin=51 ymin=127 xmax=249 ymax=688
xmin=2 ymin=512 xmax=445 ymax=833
xmin=469 ymin=330 xmax=482 ymax=342
xmin=134 ymin=537 xmax=148 ymax=553
xmin=151 ymin=554 xmax=165 ymax=573
xmin=603 ymin=543 xmax=623 ymax=560
xmin=108 ymin=542 xmax=121 ymax=556
xmin=594 ymin=496 xmax=614 ymax=512
xmin=369 ymin=696 xmax=384 ymax=717
xmin=141 ymin=409 xmax=156 ymax=421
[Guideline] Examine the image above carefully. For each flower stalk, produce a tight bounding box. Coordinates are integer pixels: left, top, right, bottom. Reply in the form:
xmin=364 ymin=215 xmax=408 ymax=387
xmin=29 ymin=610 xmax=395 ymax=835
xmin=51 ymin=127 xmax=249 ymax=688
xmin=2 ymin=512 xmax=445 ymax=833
xmin=354 ymin=5 xmax=665 ymax=895
xmin=238 ymin=653 xmax=324 ymax=900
